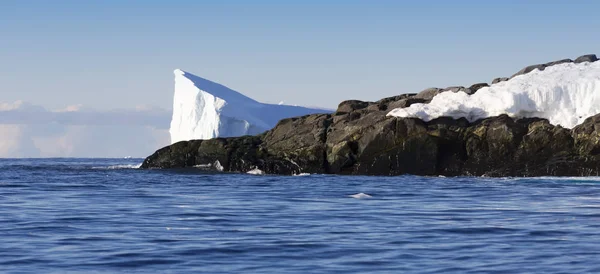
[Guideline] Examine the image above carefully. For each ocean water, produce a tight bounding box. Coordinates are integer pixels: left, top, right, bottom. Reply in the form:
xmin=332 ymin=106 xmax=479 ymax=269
xmin=2 ymin=159 xmax=600 ymax=273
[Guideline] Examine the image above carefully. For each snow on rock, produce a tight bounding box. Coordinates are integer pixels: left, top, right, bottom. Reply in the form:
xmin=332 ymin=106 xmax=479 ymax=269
xmin=170 ymin=69 xmax=329 ymax=143
xmin=387 ymin=61 xmax=600 ymax=128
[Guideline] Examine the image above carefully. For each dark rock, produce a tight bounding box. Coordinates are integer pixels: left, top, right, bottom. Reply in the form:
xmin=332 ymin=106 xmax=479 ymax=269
xmin=140 ymin=136 xmax=265 ymax=172
xmin=511 ymin=64 xmax=546 ymax=78
xmin=260 ymin=113 xmax=332 ymax=174
xmin=326 ymin=109 xmax=390 ymax=174
xmin=414 ymin=87 xmax=443 ymax=101
xmin=354 ymin=117 xmax=439 ymax=175
xmin=545 ymin=59 xmax=573 ymax=67
xmin=142 ymin=112 xmax=600 ymax=177
xmin=141 ymin=139 xmax=205 ymax=169
xmin=376 ymin=93 xmax=415 ymax=105
xmin=443 ymin=86 xmax=467 ymax=93
xmin=572 ymin=114 xmax=600 ymax=155
xmin=366 ymin=103 xmax=383 ymax=112
xmin=514 ymin=119 xmax=576 ymax=176
xmin=492 ymin=77 xmax=509 ymax=84
xmin=387 ymin=97 xmax=428 ymax=110
xmin=336 ymin=100 xmax=369 ymax=114
xmin=468 ymin=83 xmax=488 ymax=94
xmin=374 ymin=93 xmax=416 ymax=111
xmin=574 ymin=54 xmax=598 ymax=63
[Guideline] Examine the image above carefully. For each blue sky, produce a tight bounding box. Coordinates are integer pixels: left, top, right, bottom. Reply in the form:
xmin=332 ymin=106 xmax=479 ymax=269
xmin=1 ymin=0 xmax=599 ymax=110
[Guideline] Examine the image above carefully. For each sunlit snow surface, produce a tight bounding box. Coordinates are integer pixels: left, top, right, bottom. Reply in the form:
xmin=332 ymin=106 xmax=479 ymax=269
xmin=170 ymin=69 xmax=328 ymax=143
xmin=388 ymin=61 xmax=600 ymax=128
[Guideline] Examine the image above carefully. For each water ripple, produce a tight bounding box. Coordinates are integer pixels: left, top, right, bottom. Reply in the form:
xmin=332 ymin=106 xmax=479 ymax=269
xmin=2 ymin=158 xmax=600 ymax=273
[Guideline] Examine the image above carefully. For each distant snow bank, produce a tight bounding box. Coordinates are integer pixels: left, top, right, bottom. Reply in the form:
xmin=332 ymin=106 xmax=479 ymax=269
xmin=170 ymin=69 xmax=328 ymax=144
xmin=388 ymin=61 xmax=600 ymax=128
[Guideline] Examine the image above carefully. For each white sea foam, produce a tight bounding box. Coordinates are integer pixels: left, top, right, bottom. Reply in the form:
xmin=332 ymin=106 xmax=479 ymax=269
xmin=388 ymin=61 xmax=600 ymax=128
xmin=293 ymin=173 xmax=311 ymax=176
xmin=93 ymin=163 xmax=142 ymax=170
xmin=247 ymin=168 xmax=265 ymax=175
xmin=349 ymin=193 xmax=372 ymax=199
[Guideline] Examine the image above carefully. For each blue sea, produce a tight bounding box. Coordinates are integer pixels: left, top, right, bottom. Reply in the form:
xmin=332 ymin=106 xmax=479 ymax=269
xmin=2 ymin=158 xmax=600 ymax=273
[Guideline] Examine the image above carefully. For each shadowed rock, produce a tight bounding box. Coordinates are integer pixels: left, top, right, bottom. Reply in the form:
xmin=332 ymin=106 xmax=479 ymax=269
xmin=492 ymin=77 xmax=509 ymax=84
xmin=575 ymin=54 xmax=598 ymax=63
xmin=511 ymin=64 xmax=547 ymax=78
xmin=468 ymin=83 xmax=489 ymax=94
xmin=414 ymin=87 xmax=443 ymax=101
xmin=545 ymin=59 xmax=573 ymax=67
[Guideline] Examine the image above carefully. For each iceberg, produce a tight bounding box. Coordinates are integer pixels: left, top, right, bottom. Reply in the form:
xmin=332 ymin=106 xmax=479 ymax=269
xmin=388 ymin=61 xmax=600 ymax=128
xmin=170 ymin=69 xmax=329 ymax=144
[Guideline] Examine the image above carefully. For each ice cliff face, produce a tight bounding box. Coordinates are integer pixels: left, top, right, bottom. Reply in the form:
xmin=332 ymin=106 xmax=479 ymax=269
xmin=170 ymin=69 xmax=328 ymax=144
xmin=388 ymin=61 xmax=600 ymax=128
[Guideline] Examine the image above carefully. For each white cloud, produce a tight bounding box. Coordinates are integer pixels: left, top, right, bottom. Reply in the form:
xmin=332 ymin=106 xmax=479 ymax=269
xmin=54 ymin=104 xmax=84 ymax=112
xmin=0 ymin=101 xmax=171 ymax=158
xmin=0 ymin=101 xmax=171 ymax=128
xmin=0 ymin=125 xmax=41 ymax=157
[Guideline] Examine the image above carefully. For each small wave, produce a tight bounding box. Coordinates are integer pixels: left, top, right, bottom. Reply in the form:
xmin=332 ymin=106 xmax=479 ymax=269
xmin=349 ymin=193 xmax=372 ymax=199
xmin=499 ymin=176 xmax=600 ymax=183
xmin=293 ymin=173 xmax=311 ymax=176
xmin=530 ymin=176 xmax=600 ymax=181
xmin=93 ymin=163 xmax=142 ymax=170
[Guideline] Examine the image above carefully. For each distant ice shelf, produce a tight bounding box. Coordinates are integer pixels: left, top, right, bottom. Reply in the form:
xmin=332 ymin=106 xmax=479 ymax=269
xmin=388 ymin=61 xmax=600 ymax=128
xmin=170 ymin=69 xmax=329 ymax=144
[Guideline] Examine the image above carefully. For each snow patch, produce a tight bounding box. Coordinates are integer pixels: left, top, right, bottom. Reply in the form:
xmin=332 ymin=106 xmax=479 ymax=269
xmin=169 ymin=69 xmax=329 ymax=143
xmin=387 ymin=62 xmax=600 ymax=128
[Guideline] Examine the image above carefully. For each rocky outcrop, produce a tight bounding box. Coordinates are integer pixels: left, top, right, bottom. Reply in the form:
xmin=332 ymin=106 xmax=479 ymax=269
xmin=141 ymin=54 xmax=600 ymax=177
xmin=142 ymin=109 xmax=600 ymax=177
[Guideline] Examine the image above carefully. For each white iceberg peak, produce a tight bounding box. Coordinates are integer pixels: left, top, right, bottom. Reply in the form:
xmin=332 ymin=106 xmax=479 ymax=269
xmin=169 ymin=69 xmax=328 ymax=144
